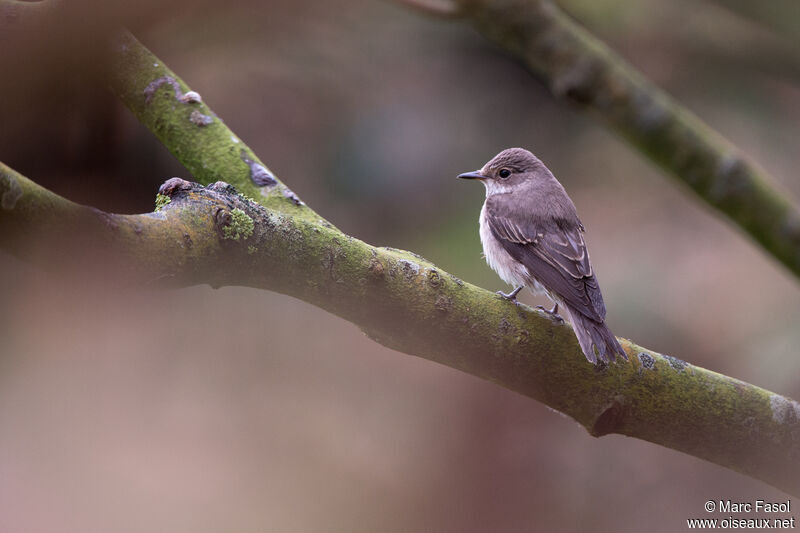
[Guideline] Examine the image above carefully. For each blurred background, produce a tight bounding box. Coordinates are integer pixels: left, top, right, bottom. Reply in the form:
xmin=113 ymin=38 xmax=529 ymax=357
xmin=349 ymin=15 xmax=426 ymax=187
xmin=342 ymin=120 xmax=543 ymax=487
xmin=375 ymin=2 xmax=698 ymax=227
xmin=1 ymin=0 xmax=799 ymax=531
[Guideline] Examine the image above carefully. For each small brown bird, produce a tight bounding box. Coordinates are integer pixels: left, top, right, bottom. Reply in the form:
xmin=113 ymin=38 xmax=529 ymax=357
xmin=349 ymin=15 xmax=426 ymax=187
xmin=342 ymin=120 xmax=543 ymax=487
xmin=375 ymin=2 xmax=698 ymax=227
xmin=458 ymin=148 xmax=626 ymax=364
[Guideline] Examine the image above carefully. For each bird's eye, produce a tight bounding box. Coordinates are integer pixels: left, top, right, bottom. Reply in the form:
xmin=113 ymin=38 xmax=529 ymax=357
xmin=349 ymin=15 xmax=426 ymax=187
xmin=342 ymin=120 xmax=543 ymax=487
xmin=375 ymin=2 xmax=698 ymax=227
xmin=498 ymin=168 xmax=511 ymax=179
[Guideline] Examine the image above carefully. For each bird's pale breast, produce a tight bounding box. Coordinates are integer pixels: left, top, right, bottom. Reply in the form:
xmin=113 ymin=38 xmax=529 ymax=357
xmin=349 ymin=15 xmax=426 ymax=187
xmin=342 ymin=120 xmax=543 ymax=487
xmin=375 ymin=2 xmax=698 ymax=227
xmin=479 ymin=202 xmax=548 ymax=297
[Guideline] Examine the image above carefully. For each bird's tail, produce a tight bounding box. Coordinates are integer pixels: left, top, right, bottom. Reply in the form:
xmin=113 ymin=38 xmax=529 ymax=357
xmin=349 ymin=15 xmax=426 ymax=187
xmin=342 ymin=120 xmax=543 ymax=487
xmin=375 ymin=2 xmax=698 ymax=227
xmin=563 ymin=305 xmax=627 ymax=364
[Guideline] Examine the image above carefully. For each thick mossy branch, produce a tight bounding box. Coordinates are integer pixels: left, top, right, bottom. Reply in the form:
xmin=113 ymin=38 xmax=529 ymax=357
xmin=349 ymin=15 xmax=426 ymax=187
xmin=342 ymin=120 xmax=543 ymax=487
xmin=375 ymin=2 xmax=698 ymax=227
xmin=445 ymin=0 xmax=800 ymax=279
xmin=3 ymin=14 xmax=798 ymax=493
xmin=1 ymin=163 xmax=799 ymax=495
xmin=108 ymin=31 xmax=323 ymax=227
xmin=0 ymin=163 xmax=224 ymax=281
xmin=96 ymin=28 xmax=800 ymax=493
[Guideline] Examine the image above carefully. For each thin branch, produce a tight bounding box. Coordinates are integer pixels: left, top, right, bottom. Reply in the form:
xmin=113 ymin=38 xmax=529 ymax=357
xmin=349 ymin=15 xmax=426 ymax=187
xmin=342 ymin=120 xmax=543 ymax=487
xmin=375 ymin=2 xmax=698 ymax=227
xmin=2 ymin=160 xmax=799 ymax=495
xmin=394 ymin=0 xmax=461 ymax=18
xmin=433 ymin=0 xmax=800 ymax=280
xmin=0 ymin=0 xmax=53 ymax=29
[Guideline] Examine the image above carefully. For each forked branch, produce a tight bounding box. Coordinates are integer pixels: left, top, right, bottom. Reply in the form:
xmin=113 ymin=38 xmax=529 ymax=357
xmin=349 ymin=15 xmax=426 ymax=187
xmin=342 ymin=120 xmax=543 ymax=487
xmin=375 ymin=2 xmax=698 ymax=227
xmin=0 ymin=31 xmax=798 ymax=494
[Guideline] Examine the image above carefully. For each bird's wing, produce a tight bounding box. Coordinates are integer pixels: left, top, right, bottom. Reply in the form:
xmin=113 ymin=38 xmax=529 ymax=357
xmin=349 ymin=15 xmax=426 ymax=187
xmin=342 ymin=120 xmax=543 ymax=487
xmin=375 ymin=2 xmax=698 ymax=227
xmin=485 ymin=207 xmax=607 ymax=322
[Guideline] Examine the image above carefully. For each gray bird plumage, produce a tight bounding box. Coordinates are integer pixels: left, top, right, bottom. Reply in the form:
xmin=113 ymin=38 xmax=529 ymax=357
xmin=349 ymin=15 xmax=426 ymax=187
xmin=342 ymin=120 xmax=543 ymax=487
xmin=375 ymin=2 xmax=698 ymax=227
xmin=458 ymin=148 xmax=626 ymax=364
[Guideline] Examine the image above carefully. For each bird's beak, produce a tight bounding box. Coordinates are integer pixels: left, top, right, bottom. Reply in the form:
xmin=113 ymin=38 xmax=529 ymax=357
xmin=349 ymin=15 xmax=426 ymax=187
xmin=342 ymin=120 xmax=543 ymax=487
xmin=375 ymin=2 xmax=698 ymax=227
xmin=457 ymin=170 xmax=485 ymax=180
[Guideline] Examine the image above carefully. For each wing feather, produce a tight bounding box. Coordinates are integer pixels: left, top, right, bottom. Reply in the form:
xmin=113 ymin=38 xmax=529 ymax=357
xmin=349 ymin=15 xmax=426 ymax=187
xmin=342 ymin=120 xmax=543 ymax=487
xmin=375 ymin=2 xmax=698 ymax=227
xmin=485 ymin=201 xmax=606 ymax=322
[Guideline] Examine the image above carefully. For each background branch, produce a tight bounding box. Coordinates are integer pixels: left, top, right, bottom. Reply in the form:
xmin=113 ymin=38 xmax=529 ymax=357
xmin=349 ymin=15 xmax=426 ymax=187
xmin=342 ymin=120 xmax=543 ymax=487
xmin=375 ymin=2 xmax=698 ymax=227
xmin=432 ymin=0 xmax=800 ymax=280
xmin=394 ymin=0 xmax=460 ymax=17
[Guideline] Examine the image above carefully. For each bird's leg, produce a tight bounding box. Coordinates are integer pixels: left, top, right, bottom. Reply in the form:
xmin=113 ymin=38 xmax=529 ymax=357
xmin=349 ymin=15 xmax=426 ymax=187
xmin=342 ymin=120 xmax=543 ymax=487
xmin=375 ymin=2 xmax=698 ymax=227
xmin=536 ymin=302 xmax=564 ymax=323
xmin=496 ymin=285 xmax=523 ymax=303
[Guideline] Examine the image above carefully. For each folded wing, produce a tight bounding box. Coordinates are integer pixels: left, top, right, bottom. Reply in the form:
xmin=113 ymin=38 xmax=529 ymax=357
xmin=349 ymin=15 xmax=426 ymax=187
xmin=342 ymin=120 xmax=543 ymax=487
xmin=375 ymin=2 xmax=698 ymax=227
xmin=485 ymin=201 xmax=607 ymax=323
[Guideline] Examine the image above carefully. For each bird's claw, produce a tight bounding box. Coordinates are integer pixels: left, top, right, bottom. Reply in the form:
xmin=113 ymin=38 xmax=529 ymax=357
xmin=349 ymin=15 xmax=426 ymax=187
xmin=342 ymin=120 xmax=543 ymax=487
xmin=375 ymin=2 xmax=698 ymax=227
xmin=536 ymin=303 xmax=564 ymax=323
xmin=496 ymin=290 xmax=520 ymax=304
xmin=496 ymin=286 xmax=523 ymax=304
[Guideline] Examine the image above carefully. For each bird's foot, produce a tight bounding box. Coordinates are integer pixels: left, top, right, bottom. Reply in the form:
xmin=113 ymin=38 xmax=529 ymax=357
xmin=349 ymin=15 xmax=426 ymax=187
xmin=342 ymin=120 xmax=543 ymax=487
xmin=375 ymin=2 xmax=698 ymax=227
xmin=536 ymin=303 xmax=564 ymax=323
xmin=496 ymin=286 xmax=523 ymax=304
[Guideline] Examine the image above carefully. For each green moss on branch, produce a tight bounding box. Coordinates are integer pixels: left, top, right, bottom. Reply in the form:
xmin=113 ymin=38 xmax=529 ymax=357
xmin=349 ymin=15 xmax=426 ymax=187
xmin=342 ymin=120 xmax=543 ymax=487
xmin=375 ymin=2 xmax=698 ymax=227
xmin=108 ymin=31 xmax=325 ymax=227
xmin=222 ymin=208 xmax=254 ymax=241
xmin=154 ymin=193 xmax=171 ymax=211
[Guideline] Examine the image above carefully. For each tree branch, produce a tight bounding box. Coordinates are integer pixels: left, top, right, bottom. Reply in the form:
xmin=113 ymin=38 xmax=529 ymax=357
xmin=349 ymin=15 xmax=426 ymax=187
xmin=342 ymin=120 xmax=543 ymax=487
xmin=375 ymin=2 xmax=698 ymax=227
xmin=2 ymin=158 xmax=799 ymax=495
xmin=103 ymin=29 xmax=800 ymax=496
xmin=2 ymin=11 xmax=799 ymax=494
xmin=436 ymin=0 xmax=800 ymax=280
xmin=109 ymin=30 xmax=324 ymax=227
xmin=394 ymin=0 xmax=461 ymax=18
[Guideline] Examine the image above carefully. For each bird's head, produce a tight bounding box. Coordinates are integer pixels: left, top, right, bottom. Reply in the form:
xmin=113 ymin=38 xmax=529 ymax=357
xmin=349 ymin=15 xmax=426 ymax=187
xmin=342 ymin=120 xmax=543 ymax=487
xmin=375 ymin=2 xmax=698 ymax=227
xmin=457 ymin=148 xmax=545 ymax=195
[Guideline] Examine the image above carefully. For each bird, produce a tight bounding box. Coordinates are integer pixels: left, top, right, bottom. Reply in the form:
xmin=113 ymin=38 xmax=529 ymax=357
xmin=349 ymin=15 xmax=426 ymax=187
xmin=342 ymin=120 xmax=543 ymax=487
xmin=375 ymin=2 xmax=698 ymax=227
xmin=458 ymin=147 xmax=626 ymax=364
